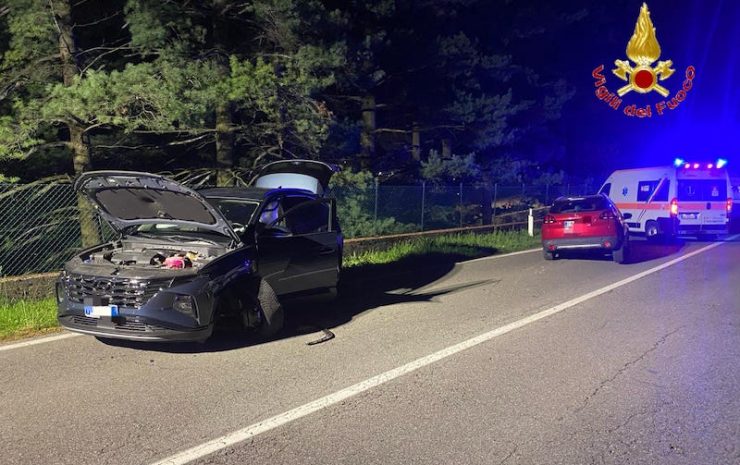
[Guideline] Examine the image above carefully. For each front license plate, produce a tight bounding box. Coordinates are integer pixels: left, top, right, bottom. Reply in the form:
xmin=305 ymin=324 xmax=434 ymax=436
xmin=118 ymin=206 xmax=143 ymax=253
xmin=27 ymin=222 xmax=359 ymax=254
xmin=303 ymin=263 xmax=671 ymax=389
xmin=84 ymin=305 xmax=119 ymax=319
xmin=563 ymin=220 xmax=574 ymax=231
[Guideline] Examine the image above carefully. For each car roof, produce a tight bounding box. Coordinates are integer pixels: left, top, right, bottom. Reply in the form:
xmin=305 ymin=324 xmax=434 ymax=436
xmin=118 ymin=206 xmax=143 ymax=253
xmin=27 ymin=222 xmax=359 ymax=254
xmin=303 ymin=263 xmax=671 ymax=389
xmin=198 ymin=186 xmax=316 ymax=201
xmin=554 ymin=194 xmax=608 ymax=202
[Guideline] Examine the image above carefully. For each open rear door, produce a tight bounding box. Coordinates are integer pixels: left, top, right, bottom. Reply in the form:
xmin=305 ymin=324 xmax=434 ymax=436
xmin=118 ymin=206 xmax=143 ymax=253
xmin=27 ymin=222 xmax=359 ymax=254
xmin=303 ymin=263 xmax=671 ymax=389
xmin=253 ymin=160 xmax=339 ymax=195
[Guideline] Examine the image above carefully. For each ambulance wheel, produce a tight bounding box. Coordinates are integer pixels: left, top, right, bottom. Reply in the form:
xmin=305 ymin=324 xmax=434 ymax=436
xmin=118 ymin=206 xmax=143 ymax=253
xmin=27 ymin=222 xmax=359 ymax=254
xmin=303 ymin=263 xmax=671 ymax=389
xmin=645 ymin=221 xmax=660 ymax=240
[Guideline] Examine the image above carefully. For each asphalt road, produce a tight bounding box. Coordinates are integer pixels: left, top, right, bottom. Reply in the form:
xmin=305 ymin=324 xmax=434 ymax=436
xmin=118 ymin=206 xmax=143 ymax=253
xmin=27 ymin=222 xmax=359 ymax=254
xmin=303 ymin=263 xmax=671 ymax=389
xmin=1 ymin=237 xmax=738 ymax=465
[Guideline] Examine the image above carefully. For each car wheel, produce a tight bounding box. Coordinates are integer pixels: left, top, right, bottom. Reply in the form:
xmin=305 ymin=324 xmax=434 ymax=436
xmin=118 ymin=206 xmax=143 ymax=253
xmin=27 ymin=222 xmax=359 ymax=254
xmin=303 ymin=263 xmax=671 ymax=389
xmin=255 ymin=280 xmax=284 ymax=339
xmin=645 ymin=220 xmax=660 ymax=240
xmin=543 ymin=249 xmax=555 ymax=260
xmin=612 ymin=244 xmax=628 ymax=263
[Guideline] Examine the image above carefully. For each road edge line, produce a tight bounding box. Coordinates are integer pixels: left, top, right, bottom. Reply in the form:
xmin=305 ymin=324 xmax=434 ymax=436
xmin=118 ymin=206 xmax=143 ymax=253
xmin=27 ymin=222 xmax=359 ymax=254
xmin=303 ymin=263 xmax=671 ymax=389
xmin=0 ymin=332 xmax=81 ymax=352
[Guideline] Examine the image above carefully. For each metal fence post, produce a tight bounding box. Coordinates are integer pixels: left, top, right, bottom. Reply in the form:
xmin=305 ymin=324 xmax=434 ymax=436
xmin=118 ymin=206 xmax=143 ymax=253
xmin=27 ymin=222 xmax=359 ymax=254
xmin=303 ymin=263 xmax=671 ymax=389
xmin=420 ymin=181 xmax=426 ymax=231
xmin=373 ymin=177 xmax=379 ymax=222
xmin=459 ymin=182 xmax=464 ymax=228
xmin=492 ymin=183 xmax=498 ymax=223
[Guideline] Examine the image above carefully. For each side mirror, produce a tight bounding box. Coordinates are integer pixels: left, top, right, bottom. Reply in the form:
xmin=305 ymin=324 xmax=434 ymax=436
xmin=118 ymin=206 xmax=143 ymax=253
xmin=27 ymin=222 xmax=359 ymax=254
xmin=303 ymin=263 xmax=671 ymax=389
xmin=622 ymin=212 xmax=633 ymax=219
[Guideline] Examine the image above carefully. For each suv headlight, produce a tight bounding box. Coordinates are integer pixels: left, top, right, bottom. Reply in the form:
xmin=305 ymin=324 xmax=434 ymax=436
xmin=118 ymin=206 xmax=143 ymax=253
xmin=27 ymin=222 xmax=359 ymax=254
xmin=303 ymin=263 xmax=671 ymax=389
xmin=172 ymin=295 xmax=197 ymax=318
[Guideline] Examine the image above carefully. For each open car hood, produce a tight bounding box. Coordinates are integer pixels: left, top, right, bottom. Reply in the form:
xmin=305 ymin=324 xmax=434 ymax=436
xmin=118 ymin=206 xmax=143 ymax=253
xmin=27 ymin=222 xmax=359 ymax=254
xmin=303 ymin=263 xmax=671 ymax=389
xmin=253 ymin=160 xmax=339 ymax=195
xmin=75 ymin=171 xmax=240 ymax=242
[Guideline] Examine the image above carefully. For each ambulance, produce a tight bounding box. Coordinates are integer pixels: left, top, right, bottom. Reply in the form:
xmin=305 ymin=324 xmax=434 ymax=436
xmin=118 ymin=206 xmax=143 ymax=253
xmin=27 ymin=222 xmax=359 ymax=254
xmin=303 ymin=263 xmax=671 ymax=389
xmin=598 ymin=159 xmax=733 ymax=239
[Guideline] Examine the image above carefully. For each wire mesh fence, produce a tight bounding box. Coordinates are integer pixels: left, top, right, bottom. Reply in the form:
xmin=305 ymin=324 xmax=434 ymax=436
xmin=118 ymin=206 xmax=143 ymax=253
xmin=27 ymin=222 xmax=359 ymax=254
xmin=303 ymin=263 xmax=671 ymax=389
xmin=0 ymin=179 xmax=595 ymax=278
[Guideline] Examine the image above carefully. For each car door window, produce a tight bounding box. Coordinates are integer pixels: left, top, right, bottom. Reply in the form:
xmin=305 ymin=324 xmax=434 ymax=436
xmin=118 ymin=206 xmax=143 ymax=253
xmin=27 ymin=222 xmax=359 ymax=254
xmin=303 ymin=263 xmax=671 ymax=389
xmin=206 ymin=198 xmax=259 ymax=225
xmin=262 ymin=196 xmax=331 ymax=235
xmin=280 ymin=197 xmax=331 ymax=235
xmin=259 ymin=200 xmax=283 ymax=225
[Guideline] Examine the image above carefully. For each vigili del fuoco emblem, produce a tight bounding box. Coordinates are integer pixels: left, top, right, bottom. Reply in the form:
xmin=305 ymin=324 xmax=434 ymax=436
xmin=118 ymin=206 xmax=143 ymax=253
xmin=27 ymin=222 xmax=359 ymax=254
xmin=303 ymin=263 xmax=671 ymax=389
xmin=591 ymin=2 xmax=696 ymax=118
xmin=612 ymin=3 xmax=674 ymax=97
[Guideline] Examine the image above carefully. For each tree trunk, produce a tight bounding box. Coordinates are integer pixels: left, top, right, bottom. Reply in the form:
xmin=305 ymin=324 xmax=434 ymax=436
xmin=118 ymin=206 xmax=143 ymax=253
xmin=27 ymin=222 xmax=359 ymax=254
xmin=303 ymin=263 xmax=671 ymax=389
xmin=215 ymin=102 xmax=234 ymax=186
xmin=442 ymin=138 xmax=451 ymax=158
xmin=360 ymin=95 xmax=376 ymax=170
xmin=411 ymin=122 xmax=421 ymax=162
xmin=54 ymin=0 xmax=100 ymax=246
xmin=212 ymin=1 xmax=235 ymax=186
xmin=274 ymin=63 xmax=287 ymax=162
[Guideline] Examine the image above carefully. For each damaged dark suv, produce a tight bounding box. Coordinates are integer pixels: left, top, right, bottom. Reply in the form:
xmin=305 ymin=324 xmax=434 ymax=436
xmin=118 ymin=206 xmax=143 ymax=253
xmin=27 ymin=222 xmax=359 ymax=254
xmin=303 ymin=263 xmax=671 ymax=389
xmin=56 ymin=160 xmax=342 ymax=342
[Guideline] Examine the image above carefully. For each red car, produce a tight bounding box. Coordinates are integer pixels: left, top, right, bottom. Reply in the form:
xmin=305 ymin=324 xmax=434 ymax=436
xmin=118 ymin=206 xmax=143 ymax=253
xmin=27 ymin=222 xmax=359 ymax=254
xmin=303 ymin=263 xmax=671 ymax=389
xmin=541 ymin=194 xmax=631 ymax=263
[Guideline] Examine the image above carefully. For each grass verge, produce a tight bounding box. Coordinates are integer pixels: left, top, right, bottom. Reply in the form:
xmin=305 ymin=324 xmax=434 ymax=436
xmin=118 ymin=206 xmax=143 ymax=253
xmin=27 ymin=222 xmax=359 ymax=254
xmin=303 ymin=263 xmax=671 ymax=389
xmin=0 ymin=297 xmax=59 ymax=341
xmin=344 ymin=229 xmax=540 ymax=267
xmin=0 ymin=229 xmax=540 ymax=342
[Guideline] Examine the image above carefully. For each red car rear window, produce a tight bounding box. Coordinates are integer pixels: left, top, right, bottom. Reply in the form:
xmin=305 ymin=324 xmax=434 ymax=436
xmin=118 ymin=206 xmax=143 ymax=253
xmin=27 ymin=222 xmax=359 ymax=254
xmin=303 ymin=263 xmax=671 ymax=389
xmin=550 ymin=197 xmax=608 ymax=213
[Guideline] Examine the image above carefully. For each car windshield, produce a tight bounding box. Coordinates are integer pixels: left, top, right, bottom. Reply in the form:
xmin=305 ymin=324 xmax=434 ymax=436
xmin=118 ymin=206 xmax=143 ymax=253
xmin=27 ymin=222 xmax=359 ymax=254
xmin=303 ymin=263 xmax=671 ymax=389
xmin=204 ymin=198 xmax=260 ymax=226
xmin=550 ymin=197 xmax=608 ymax=213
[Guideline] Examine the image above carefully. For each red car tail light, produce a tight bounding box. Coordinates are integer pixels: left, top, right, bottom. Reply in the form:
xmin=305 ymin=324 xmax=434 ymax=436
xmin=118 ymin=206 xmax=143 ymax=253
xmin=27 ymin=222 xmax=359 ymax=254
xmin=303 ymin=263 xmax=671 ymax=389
xmin=727 ymin=198 xmax=733 ymax=213
xmin=599 ymin=210 xmax=615 ymax=220
xmin=544 ymin=215 xmax=556 ymax=224
xmin=670 ymin=198 xmax=678 ymax=216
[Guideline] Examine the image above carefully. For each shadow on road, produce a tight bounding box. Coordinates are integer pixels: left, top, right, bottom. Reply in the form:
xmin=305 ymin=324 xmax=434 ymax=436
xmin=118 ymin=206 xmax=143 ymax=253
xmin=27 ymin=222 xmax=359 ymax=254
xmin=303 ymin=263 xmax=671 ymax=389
xmin=99 ymin=250 xmax=502 ymax=353
xmin=625 ymin=238 xmax=686 ymax=264
xmin=554 ymin=237 xmax=686 ymax=264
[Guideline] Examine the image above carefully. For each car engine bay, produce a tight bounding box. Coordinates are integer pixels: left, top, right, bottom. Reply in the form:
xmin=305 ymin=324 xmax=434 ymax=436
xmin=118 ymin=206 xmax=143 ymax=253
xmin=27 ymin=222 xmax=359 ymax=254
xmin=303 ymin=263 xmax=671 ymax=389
xmin=78 ymin=240 xmax=227 ymax=271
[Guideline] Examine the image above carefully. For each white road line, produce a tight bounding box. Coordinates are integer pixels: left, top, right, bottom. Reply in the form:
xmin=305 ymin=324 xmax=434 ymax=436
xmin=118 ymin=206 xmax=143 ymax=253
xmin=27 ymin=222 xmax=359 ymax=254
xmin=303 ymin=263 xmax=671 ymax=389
xmin=0 ymin=332 xmax=81 ymax=353
xmin=150 ymin=236 xmax=735 ymax=465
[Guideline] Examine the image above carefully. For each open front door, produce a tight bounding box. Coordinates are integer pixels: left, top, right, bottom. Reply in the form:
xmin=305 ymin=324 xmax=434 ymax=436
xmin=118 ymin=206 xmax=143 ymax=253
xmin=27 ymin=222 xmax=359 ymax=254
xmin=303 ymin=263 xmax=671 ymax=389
xmin=256 ymin=195 xmax=340 ymax=295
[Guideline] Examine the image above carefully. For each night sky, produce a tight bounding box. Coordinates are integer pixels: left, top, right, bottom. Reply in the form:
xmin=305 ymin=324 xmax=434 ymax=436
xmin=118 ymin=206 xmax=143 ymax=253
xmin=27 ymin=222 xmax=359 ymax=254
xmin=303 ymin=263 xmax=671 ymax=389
xmin=549 ymin=0 xmax=739 ymax=179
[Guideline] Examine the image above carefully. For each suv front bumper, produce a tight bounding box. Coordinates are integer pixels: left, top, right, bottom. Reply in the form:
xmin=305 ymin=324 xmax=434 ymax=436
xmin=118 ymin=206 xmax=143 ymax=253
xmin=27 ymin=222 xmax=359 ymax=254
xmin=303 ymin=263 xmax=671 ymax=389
xmin=58 ymin=314 xmax=213 ymax=342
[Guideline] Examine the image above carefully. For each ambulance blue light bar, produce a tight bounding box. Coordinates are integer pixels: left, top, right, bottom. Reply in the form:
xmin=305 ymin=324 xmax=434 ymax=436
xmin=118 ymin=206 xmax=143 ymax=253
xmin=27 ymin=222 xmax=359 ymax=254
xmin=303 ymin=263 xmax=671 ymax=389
xmin=676 ymin=158 xmax=728 ymax=169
